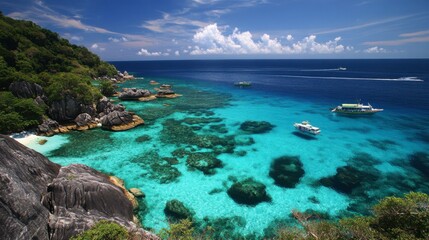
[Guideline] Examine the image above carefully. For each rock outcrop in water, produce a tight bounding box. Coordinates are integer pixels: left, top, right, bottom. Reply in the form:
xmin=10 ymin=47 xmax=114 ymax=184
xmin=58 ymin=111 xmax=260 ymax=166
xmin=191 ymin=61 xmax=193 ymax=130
xmin=118 ymin=88 xmax=152 ymax=100
xmin=227 ymin=178 xmax=271 ymax=206
xmin=0 ymin=135 xmax=158 ymax=240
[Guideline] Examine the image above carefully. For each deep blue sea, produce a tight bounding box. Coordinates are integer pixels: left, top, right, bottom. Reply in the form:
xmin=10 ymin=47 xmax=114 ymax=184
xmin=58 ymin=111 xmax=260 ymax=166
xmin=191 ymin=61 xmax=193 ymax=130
xmin=22 ymin=59 xmax=429 ymax=238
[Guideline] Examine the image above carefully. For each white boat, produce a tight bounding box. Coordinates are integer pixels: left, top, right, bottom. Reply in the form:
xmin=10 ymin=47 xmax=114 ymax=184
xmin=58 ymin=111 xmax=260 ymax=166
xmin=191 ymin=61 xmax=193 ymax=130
xmin=294 ymin=121 xmax=321 ymax=135
xmin=331 ymin=103 xmax=383 ymax=114
xmin=338 ymin=67 xmax=347 ymax=71
xmin=234 ymin=81 xmax=252 ymax=87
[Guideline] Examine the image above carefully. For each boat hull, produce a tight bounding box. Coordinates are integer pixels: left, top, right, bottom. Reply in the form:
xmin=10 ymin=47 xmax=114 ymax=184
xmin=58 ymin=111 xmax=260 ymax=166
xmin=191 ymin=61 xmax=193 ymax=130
xmin=331 ymin=109 xmax=383 ymax=114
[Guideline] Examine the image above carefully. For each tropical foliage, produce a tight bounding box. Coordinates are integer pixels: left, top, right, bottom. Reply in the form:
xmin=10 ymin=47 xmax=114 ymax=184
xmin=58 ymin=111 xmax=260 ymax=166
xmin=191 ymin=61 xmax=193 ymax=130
xmin=71 ymin=220 xmax=129 ymax=240
xmin=0 ymin=12 xmax=117 ymax=133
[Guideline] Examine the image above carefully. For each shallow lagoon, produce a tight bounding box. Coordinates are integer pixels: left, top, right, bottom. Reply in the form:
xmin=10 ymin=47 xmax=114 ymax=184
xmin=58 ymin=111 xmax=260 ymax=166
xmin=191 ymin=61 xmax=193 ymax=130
xmin=23 ymin=60 xmax=429 ymax=237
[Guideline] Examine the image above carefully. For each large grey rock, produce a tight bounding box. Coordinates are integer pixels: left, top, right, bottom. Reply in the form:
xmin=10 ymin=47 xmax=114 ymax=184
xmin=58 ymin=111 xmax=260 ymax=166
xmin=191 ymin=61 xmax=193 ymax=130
xmin=118 ymin=88 xmax=151 ymax=100
xmin=48 ymin=95 xmax=96 ymax=122
xmin=37 ymin=118 xmax=60 ymax=136
xmin=0 ymin=134 xmax=60 ymax=240
xmin=101 ymin=110 xmax=133 ymax=127
xmin=43 ymin=164 xmax=155 ymax=240
xmin=0 ymin=135 xmax=159 ymax=240
xmin=9 ymin=81 xmax=44 ymax=98
xmin=48 ymin=95 xmax=81 ymax=121
xmin=97 ymin=97 xmax=125 ymax=116
xmin=74 ymin=113 xmax=92 ymax=126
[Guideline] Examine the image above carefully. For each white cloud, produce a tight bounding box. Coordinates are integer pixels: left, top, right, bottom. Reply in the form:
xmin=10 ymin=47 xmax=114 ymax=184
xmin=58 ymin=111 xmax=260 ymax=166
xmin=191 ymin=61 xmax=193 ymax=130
xmin=175 ymin=50 xmax=180 ymax=56
xmin=90 ymin=43 xmax=105 ymax=51
xmin=108 ymin=36 xmax=129 ymax=43
xmin=137 ymin=48 xmax=169 ymax=56
xmin=190 ymin=23 xmax=349 ymax=55
xmin=63 ymin=33 xmax=82 ymax=41
xmin=142 ymin=13 xmax=208 ymax=34
xmin=364 ymin=46 xmax=386 ymax=53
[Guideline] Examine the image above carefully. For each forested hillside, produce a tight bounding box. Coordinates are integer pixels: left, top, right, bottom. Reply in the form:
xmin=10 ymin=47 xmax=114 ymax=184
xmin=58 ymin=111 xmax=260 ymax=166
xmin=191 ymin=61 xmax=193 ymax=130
xmin=0 ymin=12 xmax=117 ymax=133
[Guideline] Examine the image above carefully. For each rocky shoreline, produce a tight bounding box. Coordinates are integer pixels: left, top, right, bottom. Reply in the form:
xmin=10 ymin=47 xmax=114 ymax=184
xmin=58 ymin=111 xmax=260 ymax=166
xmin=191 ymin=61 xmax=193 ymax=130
xmin=0 ymin=134 xmax=158 ymax=240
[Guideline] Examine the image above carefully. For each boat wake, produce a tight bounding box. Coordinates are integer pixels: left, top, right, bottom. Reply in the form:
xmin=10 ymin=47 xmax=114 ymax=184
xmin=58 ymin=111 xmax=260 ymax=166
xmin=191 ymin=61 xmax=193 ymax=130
xmin=278 ymin=75 xmax=424 ymax=82
xmin=300 ymin=68 xmax=346 ymax=72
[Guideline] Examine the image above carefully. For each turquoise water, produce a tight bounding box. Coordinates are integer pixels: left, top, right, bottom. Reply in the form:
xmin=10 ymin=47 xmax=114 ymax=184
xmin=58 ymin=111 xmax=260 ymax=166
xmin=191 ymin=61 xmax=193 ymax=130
xmin=23 ymin=60 xmax=429 ymax=238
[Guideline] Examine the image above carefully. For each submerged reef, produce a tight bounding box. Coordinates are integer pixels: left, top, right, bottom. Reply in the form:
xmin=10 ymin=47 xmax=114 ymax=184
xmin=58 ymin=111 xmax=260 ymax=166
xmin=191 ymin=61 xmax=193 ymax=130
xmin=269 ymin=156 xmax=305 ymax=188
xmin=227 ymin=178 xmax=272 ymax=206
xmin=320 ymin=165 xmax=379 ymax=194
xmin=409 ymin=152 xmax=429 ymax=178
xmin=186 ymin=152 xmax=223 ymax=175
xmin=240 ymin=120 xmax=275 ymax=134
xmin=164 ymin=199 xmax=194 ymax=222
xmin=131 ymin=151 xmax=181 ymax=184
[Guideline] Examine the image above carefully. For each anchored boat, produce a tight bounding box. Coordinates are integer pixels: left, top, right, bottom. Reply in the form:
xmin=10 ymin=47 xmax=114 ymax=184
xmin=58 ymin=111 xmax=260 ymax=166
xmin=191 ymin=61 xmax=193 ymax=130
xmin=294 ymin=121 xmax=321 ymax=135
xmin=331 ymin=103 xmax=383 ymax=114
xmin=234 ymin=81 xmax=252 ymax=87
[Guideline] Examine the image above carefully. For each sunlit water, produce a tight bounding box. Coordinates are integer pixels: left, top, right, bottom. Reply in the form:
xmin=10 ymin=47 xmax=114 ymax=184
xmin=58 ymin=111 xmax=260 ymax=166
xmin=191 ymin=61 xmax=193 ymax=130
xmin=21 ymin=59 xmax=429 ymax=238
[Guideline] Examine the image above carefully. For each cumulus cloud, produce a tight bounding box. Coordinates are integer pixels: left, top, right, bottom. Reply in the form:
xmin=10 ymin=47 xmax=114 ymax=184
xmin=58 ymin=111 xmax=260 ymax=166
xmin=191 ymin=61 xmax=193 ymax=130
xmin=90 ymin=43 xmax=105 ymax=51
xmin=175 ymin=50 xmax=180 ymax=56
xmin=190 ymin=23 xmax=349 ymax=55
xmin=364 ymin=46 xmax=386 ymax=53
xmin=137 ymin=48 xmax=170 ymax=56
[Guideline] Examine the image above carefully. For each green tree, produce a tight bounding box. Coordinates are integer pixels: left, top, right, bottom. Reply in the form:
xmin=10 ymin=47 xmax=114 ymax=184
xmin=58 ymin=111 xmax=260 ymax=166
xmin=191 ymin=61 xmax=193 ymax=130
xmin=99 ymin=80 xmax=116 ymax=96
xmin=71 ymin=220 xmax=129 ymax=240
xmin=372 ymin=192 xmax=429 ymax=239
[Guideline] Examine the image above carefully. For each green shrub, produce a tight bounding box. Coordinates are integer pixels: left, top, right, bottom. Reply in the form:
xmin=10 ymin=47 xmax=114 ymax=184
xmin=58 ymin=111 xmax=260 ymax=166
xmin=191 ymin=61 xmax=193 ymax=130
xmin=0 ymin=92 xmax=44 ymax=133
xmin=372 ymin=192 xmax=429 ymax=239
xmin=99 ymin=80 xmax=116 ymax=97
xmin=159 ymin=218 xmax=194 ymax=240
xmin=71 ymin=220 xmax=129 ymax=240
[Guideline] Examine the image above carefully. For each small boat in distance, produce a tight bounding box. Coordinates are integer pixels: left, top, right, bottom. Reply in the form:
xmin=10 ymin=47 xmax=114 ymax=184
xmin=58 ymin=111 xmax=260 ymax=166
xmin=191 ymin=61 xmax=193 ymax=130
xmin=294 ymin=121 xmax=321 ymax=135
xmin=234 ymin=81 xmax=252 ymax=87
xmin=338 ymin=67 xmax=347 ymax=71
xmin=331 ymin=102 xmax=383 ymax=114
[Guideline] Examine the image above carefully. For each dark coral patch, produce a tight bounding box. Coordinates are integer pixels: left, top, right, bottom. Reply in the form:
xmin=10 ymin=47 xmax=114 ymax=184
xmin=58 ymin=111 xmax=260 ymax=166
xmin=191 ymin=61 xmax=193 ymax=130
xmin=367 ymin=139 xmax=398 ymax=151
xmin=409 ymin=152 xmax=429 ymax=178
xmin=240 ymin=121 xmax=274 ymax=134
xmin=186 ymin=152 xmax=223 ymax=175
xmin=227 ymin=178 xmax=271 ymax=206
xmin=320 ymin=166 xmax=379 ymax=194
xmin=164 ymin=199 xmax=194 ymax=222
xmin=269 ymin=156 xmax=305 ymax=188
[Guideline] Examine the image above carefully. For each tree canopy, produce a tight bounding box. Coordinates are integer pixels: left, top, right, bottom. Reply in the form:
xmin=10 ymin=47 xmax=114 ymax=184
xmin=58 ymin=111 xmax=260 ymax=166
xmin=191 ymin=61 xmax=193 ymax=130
xmin=0 ymin=12 xmax=118 ymax=133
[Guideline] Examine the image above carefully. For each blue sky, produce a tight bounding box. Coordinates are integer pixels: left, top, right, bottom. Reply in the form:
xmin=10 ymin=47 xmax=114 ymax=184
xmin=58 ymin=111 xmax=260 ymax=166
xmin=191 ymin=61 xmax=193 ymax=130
xmin=1 ymin=0 xmax=428 ymax=60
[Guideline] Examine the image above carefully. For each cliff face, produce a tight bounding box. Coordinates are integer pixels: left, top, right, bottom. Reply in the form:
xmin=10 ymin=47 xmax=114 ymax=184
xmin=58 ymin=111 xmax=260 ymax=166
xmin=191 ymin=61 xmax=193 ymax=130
xmin=0 ymin=134 xmax=60 ymax=240
xmin=0 ymin=135 xmax=158 ymax=240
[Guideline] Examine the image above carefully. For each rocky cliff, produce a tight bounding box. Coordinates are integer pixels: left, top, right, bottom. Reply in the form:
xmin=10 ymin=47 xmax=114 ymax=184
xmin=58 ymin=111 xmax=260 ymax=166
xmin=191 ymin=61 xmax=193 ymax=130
xmin=0 ymin=135 xmax=158 ymax=240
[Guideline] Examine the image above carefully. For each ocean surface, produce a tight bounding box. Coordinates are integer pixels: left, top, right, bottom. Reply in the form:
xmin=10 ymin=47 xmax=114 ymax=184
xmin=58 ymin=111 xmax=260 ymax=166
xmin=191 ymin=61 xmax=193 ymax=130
xmin=23 ymin=59 xmax=429 ymax=238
